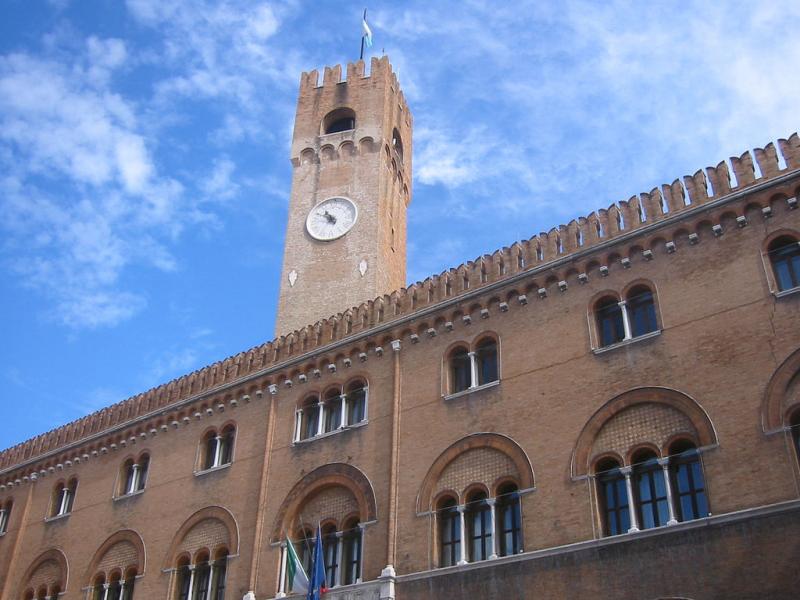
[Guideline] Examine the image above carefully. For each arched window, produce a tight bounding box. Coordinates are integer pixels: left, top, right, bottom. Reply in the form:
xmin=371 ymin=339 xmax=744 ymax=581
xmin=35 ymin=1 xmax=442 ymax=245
xmin=211 ymin=548 xmax=228 ymax=600
xmin=769 ymin=235 xmax=800 ymax=291
xmin=175 ymin=556 xmax=191 ymax=600
xmin=201 ymin=426 xmax=235 ymax=471
xmin=0 ymin=499 xmax=11 ymax=534
xmin=438 ymin=497 xmax=461 ymax=567
xmin=465 ymin=490 xmax=492 ymax=562
xmin=392 ymin=128 xmax=403 ymax=162
xmin=449 ymin=346 xmax=471 ymax=394
xmin=322 ymin=523 xmax=339 ymax=587
xmin=496 ymin=483 xmax=522 ymax=556
xmin=51 ymin=477 xmax=77 ymax=517
xmin=92 ymin=574 xmax=106 ymax=600
xmin=596 ymin=458 xmax=630 ymax=536
xmin=626 ymin=285 xmax=658 ymax=337
xmin=346 ymin=381 xmax=367 ymax=425
xmin=301 ymin=396 xmax=321 ymax=440
xmin=193 ymin=551 xmax=212 ymax=600
xmin=669 ymin=440 xmax=709 ymax=522
xmin=175 ymin=549 xmax=228 ymax=600
xmin=121 ymin=454 xmax=150 ymax=496
xmin=323 ymin=108 xmax=356 ymax=134
xmin=106 ymin=571 xmax=123 ymax=600
xmin=632 ymin=449 xmax=669 ymax=530
xmin=341 ymin=518 xmax=362 ymax=585
xmin=122 ymin=567 xmax=137 ymax=600
xmin=475 ymin=338 xmax=498 ymax=386
xmin=595 ymin=296 xmax=625 ymax=347
xmin=324 ymin=389 xmax=343 ymax=433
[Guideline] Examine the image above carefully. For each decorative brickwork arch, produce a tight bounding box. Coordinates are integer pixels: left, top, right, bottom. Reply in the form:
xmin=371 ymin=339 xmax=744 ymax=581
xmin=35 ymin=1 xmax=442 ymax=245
xmin=19 ymin=548 xmax=68 ymax=598
xmin=84 ymin=529 xmax=145 ymax=584
xmin=571 ymin=387 xmax=718 ymax=478
xmin=162 ymin=506 xmax=239 ymax=569
xmin=270 ymin=463 xmax=377 ymax=542
xmin=416 ymin=433 xmax=534 ymax=514
xmin=762 ymin=347 xmax=800 ymax=434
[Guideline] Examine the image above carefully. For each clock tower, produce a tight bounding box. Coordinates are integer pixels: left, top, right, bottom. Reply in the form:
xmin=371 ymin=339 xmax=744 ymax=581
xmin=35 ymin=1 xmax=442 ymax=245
xmin=275 ymin=57 xmax=412 ymax=335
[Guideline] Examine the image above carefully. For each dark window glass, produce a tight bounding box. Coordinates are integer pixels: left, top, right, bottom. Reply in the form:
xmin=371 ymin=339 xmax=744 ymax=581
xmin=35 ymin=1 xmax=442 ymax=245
xmin=439 ymin=499 xmax=461 ymax=567
xmin=213 ymin=555 xmax=227 ymax=600
xmin=347 ymin=385 xmax=367 ymax=424
xmin=793 ymin=414 xmax=800 ymax=464
xmin=177 ymin=566 xmax=191 ymax=600
xmin=107 ymin=580 xmax=122 ymax=600
xmin=220 ymin=428 xmax=235 ymax=465
xmin=194 ymin=562 xmax=210 ymax=599
xmin=324 ymin=392 xmax=342 ymax=432
xmin=596 ymin=298 xmax=625 ymax=347
xmin=296 ymin=530 xmax=314 ymax=581
xmin=303 ymin=401 xmax=320 ymax=439
xmin=322 ymin=526 xmax=338 ymax=587
xmin=326 ymin=117 xmax=355 ymax=134
xmin=124 ymin=461 xmax=136 ymax=494
xmin=598 ymin=463 xmax=630 ymax=536
xmin=204 ymin=435 xmax=217 ymax=469
xmin=466 ymin=492 xmax=492 ymax=562
xmin=497 ymin=484 xmax=522 ymax=556
xmin=627 ymin=288 xmax=658 ymax=337
xmin=137 ymin=456 xmax=149 ymax=491
xmin=342 ymin=522 xmax=362 ymax=585
xmin=670 ymin=445 xmax=708 ymax=522
xmin=476 ymin=340 xmax=498 ymax=386
xmin=770 ymin=237 xmax=800 ymax=291
xmin=122 ymin=575 xmax=135 ymax=600
xmin=633 ymin=454 xmax=669 ymax=529
xmin=450 ymin=348 xmax=471 ymax=393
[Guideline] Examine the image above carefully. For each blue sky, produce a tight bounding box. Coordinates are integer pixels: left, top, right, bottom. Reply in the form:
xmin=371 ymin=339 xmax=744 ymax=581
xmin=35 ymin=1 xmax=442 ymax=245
xmin=1 ymin=0 xmax=798 ymax=450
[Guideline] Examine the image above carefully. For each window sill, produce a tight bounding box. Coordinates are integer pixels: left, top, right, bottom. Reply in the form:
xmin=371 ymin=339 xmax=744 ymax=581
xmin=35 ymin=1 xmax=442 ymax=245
xmin=44 ymin=512 xmax=71 ymax=523
xmin=775 ymin=285 xmax=800 ymax=298
xmin=592 ymin=330 xmax=661 ymax=355
xmin=194 ymin=463 xmax=232 ymax=477
xmin=113 ymin=489 xmax=144 ymax=502
xmin=293 ymin=420 xmax=368 ymax=446
xmin=443 ymin=379 xmax=500 ymax=401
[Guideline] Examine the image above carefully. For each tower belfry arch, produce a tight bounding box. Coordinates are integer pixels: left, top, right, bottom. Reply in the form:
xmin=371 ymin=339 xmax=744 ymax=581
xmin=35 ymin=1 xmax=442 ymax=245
xmin=276 ymin=56 xmax=413 ymax=336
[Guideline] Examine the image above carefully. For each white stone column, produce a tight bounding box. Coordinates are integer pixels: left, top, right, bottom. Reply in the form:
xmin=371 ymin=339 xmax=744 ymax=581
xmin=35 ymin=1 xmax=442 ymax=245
xmin=102 ymin=583 xmax=110 ymax=600
xmin=0 ymin=508 xmax=7 ymax=532
xmin=620 ymin=466 xmax=639 ymax=532
xmin=128 ymin=464 xmax=140 ymax=494
xmin=658 ymin=458 xmax=679 ymax=525
xmin=293 ymin=409 xmax=302 ymax=442
xmin=204 ymin=564 xmax=216 ymax=600
xmin=185 ymin=565 xmax=196 ymax=600
xmin=334 ymin=531 xmax=344 ymax=587
xmin=618 ymin=301 xmax=632 ymax=340
xmin=118 ymin=581 xmax=127 ymax=600
xmin=59 ymin=486 xmax=69 ymax=515
xmin=212 ymin=435 xmax=223 ymax=467
xmin=316 ymin=402 xmax=325 ymax=436
xmin=276 ymin=542 xmax=287 ymax=597
xmin=357 ymin=523 xmax=366 ymax=583
xmin=487 ymin=499 xmax=498 ymax=560
xmin=457 ymin=505 xmax=468 ymax=565
xmin=468 ymin=352 xmax=479 ymax=388
xmin=339 ymin=393 xmax=349 ymax=428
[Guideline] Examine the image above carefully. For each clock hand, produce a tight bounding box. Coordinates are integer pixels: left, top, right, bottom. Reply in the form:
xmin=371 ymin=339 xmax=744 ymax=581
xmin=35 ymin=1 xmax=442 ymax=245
xmin=323 ymin=210 xmax=337 ymax=224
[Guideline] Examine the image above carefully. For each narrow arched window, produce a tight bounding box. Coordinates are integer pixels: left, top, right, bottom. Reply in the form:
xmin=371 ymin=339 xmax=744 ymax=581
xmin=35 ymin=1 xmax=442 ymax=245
xmin=792 ymin=412 xmax=800 ymax=465
xmin=219 ymin=425 xmax=235 ymax=465
xmin=341 ymin=518 xmax=362 ymax=585
xmin=202 ymin=431 xmax=218 ymax=470
xmin=438 ymin=497 xmax=461 ymax=567
xmin=596 ymin=459 xmax=629 ymax=536
xmin=176 ymin=557 xmax=191 ymax=600
xmin=769 ymin=235 xmax=800 ymax=291
xmin=122 ymin=567 xmax=137 ymax=600
xmin=137 ymin=454 xmax=149 ymax=491
xmin=392 ymin=128 xmax=403 ymax=163
xmin=91 ymin=575 xmax=106 ymax=600
xmin=627 ymin=286 xmax=658 ymax=337
xmin=211 ymin=548 xmax=228 ymax=600
xmin=475 ymin=338 xmax=498 ymax=386
xmin=302 ymin=396 xmax=321 ymax=440
xmin=322 ymin=523 xmax=339 ymax=587
xmin=323 ymin=108 xmax=356 ymax=134
xmin=496 ymin=483 xmax=522 ymax=556
xmin=107 ymin=572 xmax=123 ymax=600
xmin=669 ymin=440 xmax=709 ymax=522
xmin=295 ymin=528 xmax=314 ymax=584
xmin=324 ymin=389 xmax=343 ymax=432
xmin=193 ymin=552 xmax=211 ymax=600
xmin=121 ymin=454 xmax=149 ymax=495
xmin=0 ymin=499 xmax=12 ymax=534
xmin=346 ymin=381 xmax=367 ymax=425
xmin=596 ymin=297 xmax=625 ymax=347
xmin=449 ymin=347 xmax=471 ymax=394
xmin=632 ymin=449 xmax=669 ymax=530
xmin=465 ymin=490 xmax=492 ymax=562
xmin=52 ymin=478 xmax=77 ymax=517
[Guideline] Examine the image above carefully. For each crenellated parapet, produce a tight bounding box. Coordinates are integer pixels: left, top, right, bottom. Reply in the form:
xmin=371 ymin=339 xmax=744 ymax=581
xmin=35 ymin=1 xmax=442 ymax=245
xmin=1 ymin=133 xmax=799 ymax=479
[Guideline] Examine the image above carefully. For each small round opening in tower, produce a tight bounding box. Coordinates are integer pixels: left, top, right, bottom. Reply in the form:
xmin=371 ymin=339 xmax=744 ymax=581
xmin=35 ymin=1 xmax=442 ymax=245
xmin=323 ymin=107 xmax=356 ymax=134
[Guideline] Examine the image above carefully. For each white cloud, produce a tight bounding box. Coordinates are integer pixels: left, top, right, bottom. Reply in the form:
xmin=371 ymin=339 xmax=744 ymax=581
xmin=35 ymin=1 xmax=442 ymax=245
xmin=201 ymin=157 xmax=240 ymax=201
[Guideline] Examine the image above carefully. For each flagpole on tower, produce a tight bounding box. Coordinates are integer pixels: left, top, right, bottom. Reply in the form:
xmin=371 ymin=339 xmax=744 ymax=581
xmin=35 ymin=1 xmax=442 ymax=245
xmin=360 ymin=9 xmax=367 ymax=60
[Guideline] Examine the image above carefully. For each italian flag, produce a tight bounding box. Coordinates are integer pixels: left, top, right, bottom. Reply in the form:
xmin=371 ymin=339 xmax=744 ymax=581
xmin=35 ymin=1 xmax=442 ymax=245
xmin=286 ymin=539 xmax=309 ymax=594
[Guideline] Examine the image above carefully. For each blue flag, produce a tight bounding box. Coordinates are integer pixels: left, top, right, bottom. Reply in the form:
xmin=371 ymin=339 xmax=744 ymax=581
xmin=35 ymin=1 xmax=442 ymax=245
xmin=307 ymin=524 xmax=327 ymax=600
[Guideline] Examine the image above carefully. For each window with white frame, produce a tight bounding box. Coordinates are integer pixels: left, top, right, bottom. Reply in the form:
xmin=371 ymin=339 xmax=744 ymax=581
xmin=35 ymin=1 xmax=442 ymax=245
xmin=200 ymin=426 xmax=235 ymax=471
xmin=446 ymin=336 xmax=499 ymax=395
xmin=119 ymin=453 xmax=150 ymax=497
xmin=293 ymin=380 xmax=368 ymax=443
xmin=594 ymin=285 xmax=659 ymax=349
xmin=49 ymin=478 xmax=77 ymax=518
xmin=768 ymin=235 xmax=800 ymax=292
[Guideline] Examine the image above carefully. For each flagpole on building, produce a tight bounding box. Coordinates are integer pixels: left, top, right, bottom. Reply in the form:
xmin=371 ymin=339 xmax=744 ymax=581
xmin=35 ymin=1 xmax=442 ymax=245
xmin=360 ymin=8 xmax=367 ymax=60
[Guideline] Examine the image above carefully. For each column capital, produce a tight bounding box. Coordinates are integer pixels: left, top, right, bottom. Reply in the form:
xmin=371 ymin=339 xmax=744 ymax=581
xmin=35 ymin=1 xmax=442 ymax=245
xmin=657 ymin=457 xmax=670 ymax=467
xmin=390 ymin=339 xmax=401 ymax=352
xmin=617 ymin=300 xmax=627 ymax=307
xmin=619 ymin=466 xmax=633 ymax=476
xmin=457 ymin=504 xmax=466 ymax=513
xmin=485 ymin=498 xmax=496 ymax=507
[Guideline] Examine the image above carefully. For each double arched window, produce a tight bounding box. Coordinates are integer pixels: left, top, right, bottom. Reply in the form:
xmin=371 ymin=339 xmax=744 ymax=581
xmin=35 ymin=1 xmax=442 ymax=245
xmin=175 ymin=548 xmax=229 ymax=600
xmin=595 ymin=440 xmax=708 ymax=536
xmin=594 ymin=284 xmax=659 ymax=349
xmin=24 ymin=584 xmax=61 ymax=600
xmin=768 ymin=235 xmax=800 ymax=292
xmin=286 ymin=518 xmax=363 ymax=591
xmin=91 ymin=568 xmax=137 ymax=600
xmin=118 ymin=453 xmax=150 ymax=497
xmin=50 ymin=477 xmax=77 ymax=518
xmin=293 ymin=379 xmax=368 ymax=442
xmin=199 ymin=425 xmax=235 ymax=472
xmin=446 ymin=336 xmax=499 ymax=396
xmin=0 ymin=498 xmax=11 ymax=534
xmin=436 ymin=482 xmax=522 ymax=568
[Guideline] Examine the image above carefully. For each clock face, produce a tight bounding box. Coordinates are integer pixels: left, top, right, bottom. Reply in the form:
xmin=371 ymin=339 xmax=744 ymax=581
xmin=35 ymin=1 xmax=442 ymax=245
xmin=306 ymin=197 xmax=358 ymax=241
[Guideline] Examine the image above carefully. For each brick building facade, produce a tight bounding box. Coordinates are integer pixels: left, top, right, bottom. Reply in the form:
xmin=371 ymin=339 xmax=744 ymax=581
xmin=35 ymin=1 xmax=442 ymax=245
xmin=1 ymin=57 xmax=799 ymax=600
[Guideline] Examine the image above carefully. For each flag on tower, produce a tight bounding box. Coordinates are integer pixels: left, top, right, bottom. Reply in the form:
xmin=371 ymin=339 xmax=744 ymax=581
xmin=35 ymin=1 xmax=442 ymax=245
xmin=286 ymin=538 xmax=309 ymax=594
xmin=307 ymin=524 xmax=328 ymax=600
xmin=362 ymin=11 xmax=373 ymax=48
